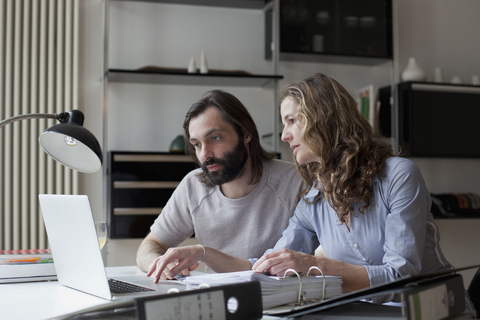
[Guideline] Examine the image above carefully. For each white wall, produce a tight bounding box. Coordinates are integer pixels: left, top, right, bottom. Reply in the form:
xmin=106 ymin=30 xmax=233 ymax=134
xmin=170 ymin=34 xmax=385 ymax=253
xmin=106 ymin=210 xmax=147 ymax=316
xmin=78 ymin=0 xmax=480 ymax=285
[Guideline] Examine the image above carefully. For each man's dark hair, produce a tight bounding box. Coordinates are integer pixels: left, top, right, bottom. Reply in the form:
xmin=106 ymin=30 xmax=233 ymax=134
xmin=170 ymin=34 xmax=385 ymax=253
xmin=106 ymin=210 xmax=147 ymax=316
xmin=183 ymin=90 xmax=276 ymax=185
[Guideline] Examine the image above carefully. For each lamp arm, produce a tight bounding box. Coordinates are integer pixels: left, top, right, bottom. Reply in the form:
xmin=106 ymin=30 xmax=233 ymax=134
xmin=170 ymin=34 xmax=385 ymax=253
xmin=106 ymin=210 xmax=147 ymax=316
xmin=0 ymin=113 xmax=60 ymax=129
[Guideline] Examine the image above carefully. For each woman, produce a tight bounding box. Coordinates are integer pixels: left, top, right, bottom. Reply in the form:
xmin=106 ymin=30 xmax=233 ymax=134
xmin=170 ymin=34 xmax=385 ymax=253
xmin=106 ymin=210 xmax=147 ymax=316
xmin=252 ymin=73 xmax=475 ymax=316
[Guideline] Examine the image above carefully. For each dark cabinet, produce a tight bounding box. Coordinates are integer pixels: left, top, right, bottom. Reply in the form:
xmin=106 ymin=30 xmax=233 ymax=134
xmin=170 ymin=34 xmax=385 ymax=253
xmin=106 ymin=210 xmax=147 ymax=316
xmin=109 ymin=152 xmax=197 ymax=239
xmin=267 ymin=0 xmax=393 ymax=64
xmin=397 ymin=82 xmax=480 ymax=158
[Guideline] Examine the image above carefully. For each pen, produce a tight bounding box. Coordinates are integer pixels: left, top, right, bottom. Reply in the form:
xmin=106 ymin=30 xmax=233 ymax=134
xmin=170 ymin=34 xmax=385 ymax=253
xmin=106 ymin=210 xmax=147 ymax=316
xmin=0 ymin=258 xmax=53 ymax=265
xmin=4 ymin=257 xmax=41 ymax=263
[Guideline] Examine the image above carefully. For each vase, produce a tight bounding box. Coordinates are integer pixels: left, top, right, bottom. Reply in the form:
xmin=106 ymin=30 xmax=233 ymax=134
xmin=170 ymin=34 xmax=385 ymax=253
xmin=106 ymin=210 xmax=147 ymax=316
xmin=200 ymin=49 xmax=208 ymax=74
xmin=169 ymin=135 xmax=186 ymax=153
xmin=401 ymin=57 xmax=426 ymax=82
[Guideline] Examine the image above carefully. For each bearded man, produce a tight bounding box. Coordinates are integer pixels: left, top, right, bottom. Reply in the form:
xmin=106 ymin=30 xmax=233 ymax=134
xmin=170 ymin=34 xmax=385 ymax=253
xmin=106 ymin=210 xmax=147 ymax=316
xmin=136 ymin=90 xmax=303 ymax=279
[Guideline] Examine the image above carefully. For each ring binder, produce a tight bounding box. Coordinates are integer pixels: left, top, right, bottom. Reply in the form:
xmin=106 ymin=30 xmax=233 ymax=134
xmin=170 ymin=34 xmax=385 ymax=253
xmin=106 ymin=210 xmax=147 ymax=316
xmin=283 ymin=268 xmax=304 ymax=306
xmin=182 ymin=269 xmax=342 ymax=310
xmin=283 ymin=266 xmax=328 ymax=307
xmin=307 ymin=266 xmax=326 ymax=302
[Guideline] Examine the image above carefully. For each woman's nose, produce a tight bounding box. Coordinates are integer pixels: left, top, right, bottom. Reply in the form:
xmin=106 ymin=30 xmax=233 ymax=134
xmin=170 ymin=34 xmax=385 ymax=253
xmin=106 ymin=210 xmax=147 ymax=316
xmin=281 ymin=128 xmax=290 ymax=142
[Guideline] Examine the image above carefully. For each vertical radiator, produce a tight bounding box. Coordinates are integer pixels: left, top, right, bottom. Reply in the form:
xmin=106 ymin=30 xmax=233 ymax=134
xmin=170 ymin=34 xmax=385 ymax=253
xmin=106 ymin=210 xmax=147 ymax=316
xmin=0 ymin=0 xmax=79 ymax=251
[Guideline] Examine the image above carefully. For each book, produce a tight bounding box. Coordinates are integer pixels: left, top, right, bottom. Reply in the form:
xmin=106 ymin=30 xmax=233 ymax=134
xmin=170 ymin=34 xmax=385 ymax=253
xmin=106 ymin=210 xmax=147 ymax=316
xmin=357 ymin=85 xmax=380 ymax=134
xmin=0 ymin=252 xmax=56 ymax=283
xmin=182 ymin=270 xmax=342 ymax=310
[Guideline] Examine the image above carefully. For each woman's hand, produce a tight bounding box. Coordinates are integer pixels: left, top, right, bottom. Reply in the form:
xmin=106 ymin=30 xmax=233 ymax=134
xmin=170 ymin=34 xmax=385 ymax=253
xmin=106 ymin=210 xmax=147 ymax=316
xmin=252 ymin=249 xmax=323 ymax=277
xmin=146 ymin=245 xmax=201 ymax=283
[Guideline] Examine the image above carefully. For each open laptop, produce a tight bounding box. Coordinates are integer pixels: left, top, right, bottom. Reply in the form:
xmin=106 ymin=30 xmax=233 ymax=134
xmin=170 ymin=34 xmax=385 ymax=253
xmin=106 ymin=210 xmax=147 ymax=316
xmin=38 ymin=194 xmax=186 ymax=300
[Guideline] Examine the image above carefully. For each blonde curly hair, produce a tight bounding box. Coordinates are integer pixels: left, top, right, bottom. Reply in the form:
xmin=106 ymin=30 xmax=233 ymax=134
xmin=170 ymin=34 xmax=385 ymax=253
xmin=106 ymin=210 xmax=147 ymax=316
xmin=280 ymin=73 xmax=395 ymax=224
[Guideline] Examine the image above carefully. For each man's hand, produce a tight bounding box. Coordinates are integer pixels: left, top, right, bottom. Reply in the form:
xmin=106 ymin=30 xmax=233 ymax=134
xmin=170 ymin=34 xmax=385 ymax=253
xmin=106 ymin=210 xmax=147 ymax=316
xmin=252 ymin=249 xmax=322 ymax=277
xmin=146 ymin=245 xmax=203 ymax=283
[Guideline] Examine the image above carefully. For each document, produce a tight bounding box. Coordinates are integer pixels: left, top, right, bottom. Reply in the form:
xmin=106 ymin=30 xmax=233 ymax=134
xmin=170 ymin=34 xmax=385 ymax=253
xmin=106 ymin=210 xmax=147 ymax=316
xmin=182 ymin=270 xmax=343 ymax=310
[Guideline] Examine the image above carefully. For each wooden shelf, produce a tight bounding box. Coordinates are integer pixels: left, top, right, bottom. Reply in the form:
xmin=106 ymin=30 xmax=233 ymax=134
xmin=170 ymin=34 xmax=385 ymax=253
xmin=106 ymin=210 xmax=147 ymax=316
xmin=108 ymin=69 xmax=283 ymax=87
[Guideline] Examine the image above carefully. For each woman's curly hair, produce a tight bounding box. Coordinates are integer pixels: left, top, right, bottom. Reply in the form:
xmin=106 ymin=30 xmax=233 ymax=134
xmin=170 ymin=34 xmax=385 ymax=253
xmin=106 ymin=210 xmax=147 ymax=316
xmin=280 ymin=73 xmax=395 ymax=224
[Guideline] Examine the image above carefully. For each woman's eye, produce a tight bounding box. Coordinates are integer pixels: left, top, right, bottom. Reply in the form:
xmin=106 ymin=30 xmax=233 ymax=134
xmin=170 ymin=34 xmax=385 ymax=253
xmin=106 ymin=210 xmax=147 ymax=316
xmin=288 ymin=118 xmax=295 ymax=124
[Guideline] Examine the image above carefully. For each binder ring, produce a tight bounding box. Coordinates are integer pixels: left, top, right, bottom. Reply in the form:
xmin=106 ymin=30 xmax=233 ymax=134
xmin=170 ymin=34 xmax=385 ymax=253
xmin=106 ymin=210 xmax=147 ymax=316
xmin=307 ymin=266 xmax=326 ymax=301
xmin=283 ymin=269 xmax=305 ymax=306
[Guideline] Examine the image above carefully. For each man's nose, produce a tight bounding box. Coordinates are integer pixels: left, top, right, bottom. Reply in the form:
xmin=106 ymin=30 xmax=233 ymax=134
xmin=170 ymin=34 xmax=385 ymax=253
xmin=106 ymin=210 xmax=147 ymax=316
xmin=198 ymin=145 xmax=213 ymax=162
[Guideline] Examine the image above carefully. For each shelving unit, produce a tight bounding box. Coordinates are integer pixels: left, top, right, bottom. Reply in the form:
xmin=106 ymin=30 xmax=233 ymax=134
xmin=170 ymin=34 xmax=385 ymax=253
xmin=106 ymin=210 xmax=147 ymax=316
xmin=103 ymin=0 xmax=282 ymax=237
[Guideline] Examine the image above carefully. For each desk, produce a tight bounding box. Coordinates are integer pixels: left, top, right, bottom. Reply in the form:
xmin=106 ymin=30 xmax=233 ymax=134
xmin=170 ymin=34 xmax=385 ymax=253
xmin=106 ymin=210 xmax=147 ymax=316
xmin=0 ymin=266 xmax=284 ymax=320
xmin=0 ymin=266 xmax=471 ymax=320
xmin=0 ymin=266 xmax=139 ymax=320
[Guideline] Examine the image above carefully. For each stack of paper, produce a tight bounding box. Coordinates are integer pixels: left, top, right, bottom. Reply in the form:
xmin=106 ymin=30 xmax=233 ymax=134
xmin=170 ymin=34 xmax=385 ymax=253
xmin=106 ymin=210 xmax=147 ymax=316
xmin=183 ymin=270 xmax=342 ymax=310
xmin=0 ymin=252 xmax=57 ymax=283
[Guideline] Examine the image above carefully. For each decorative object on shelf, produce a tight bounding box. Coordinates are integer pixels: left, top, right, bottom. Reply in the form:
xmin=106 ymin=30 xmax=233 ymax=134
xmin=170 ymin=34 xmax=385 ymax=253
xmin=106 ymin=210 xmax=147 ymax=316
xmin=401 ymin=57 xmax=427 ymax=82
xmin=472 ymin=75 xmax=480 ymax=86
xmin=359 ymin=16 xmax=376 ymax=28
xmin=169 ymin=134 xmax=186 ymax=153
xmin=433 ymin=67 xmax=443 ymax=83
xmin=344 ymin=16 xmax=358 ymax=28
xmin=187 ymin=56 xmax=197 ymax=73
xmin=200 ymin=49 xmax=208 ymax=74
xmin=312 ymin=35 xmax=324 ymax=53
xmin=450 ymin=76 xmax=463 ymax=84
xmin=316 ymin=10 xmax=330 ymax=25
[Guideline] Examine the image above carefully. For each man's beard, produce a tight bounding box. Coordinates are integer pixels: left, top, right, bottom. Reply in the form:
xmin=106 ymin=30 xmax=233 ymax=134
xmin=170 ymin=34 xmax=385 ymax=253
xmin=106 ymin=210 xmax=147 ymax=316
xmin=201 ymin=138 xmax=248 ymax=185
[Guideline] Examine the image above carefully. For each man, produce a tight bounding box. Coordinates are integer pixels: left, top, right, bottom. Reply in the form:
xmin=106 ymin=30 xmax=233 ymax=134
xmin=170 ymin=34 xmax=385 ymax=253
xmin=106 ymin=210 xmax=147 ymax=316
xmin=136 ymin=90 xmax=303 ymax=281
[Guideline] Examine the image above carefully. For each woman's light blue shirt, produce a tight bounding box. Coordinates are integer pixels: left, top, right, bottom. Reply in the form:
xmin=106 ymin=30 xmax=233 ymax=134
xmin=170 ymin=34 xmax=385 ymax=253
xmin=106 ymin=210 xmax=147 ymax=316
xmin=256 ymin=157 xmax=454 ymax=303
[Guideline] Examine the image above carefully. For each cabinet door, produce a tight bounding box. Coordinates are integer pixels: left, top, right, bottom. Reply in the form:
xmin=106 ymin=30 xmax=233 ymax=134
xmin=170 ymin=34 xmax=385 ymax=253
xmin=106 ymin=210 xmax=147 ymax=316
xmin=109 ymin=152 xmax=197 ymax=239
xmin=278 ymin=0 xmax=392 ymax=60
xmin=398 ymin=82 xmax=480 ymax=158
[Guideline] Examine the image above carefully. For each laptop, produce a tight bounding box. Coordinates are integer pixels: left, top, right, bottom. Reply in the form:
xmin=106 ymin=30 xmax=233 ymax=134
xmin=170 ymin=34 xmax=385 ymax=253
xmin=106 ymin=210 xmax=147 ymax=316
xmin=38 ymin=194 xmax=186 ymax=300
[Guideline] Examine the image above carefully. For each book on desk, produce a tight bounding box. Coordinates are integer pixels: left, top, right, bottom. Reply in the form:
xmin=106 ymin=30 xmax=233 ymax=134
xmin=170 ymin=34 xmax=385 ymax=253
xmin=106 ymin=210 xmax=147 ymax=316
xmin=0 ymin=251 xmax=57 ymax=283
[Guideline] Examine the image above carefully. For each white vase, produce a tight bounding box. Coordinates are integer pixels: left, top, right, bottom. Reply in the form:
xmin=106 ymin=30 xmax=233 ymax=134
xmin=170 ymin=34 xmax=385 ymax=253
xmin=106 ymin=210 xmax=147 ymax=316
xmin=401 ymin=57 xmax=427 ymax=82
xmin=200 ymin=49 xmax=208 ymax=74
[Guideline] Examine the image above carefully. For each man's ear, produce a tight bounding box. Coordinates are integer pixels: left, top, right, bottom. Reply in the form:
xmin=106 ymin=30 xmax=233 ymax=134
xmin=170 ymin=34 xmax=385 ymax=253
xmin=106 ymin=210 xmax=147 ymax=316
xmin=243 ymin=131 xmax=252 ymax=144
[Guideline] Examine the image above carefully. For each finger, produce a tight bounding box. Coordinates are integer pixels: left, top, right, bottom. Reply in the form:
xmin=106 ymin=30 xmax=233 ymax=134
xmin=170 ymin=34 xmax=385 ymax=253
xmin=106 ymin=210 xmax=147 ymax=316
xmin=153 ymin=260 xmax=169 ymax=283
xmin=253 ymin=258 xmax=275 ymax=274
xmin=146 ymin=256 xmax=161 ymax=277
xmin=188 ymin=262 xmax=199 ymax=272
xmin=252 ymin=256 xmax=267 ymax=270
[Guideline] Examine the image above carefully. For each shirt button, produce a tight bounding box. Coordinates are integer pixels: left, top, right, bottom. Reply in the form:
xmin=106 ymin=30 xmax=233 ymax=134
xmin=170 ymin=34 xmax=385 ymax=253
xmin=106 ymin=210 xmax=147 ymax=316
xmin=362 ymin=258 xmax=367 ymax=262
xmin=353 ymin=244 xmax=358 ymax=248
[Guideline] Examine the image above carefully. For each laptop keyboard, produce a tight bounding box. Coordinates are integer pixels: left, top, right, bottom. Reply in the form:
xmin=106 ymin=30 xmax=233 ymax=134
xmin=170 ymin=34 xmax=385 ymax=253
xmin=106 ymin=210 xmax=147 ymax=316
xmin=108 ymin=279 xmax=155 ymax=294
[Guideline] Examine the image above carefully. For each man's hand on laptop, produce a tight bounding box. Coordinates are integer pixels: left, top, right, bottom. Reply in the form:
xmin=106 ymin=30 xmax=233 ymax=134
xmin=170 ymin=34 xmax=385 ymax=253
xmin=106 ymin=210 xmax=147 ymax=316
xmin=147 ymin=246 xmax=201 ymax=283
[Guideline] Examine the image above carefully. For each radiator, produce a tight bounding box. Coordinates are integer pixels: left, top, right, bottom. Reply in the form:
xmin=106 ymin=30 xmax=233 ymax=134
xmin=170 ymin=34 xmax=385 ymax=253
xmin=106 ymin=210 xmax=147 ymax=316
xmin=0 ymin=0 xmax=80 ymax=250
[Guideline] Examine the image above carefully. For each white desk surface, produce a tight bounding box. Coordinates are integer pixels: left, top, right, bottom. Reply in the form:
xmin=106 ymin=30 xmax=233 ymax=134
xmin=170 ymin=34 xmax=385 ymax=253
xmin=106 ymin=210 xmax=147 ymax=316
xmin=0 ymin=266 xmax=471 ymax=320
xmin=0 ymin=266 xmax=142 ymax=320
xmin=0 ymin=266 xmax=283 ymax=320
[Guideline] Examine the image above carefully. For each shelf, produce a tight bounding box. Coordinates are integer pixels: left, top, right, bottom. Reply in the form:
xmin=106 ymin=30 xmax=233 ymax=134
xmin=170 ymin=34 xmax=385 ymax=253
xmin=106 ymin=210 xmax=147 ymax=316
xmin=108 ymin=69 xmax=283 ymax=87
xmin=111 ymin=0 xmax=271 ymax=10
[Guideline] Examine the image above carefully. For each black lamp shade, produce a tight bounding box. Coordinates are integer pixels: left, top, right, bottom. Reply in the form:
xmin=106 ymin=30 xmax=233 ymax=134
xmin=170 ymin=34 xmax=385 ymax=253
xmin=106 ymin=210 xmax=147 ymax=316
xmin=38 ymin=111 xmax=103 ymax=173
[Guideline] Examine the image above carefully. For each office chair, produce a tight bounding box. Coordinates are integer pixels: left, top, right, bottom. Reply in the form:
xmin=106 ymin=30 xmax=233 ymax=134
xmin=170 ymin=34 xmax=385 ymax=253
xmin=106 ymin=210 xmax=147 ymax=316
xmin=468 ymin=267 xmax=480 ymax=315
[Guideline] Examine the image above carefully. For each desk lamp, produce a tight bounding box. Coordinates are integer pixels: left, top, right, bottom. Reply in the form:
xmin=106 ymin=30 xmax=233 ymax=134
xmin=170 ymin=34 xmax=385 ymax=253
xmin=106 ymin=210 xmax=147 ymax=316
xmin=0 ymin=110 xmax=102 ymax=173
